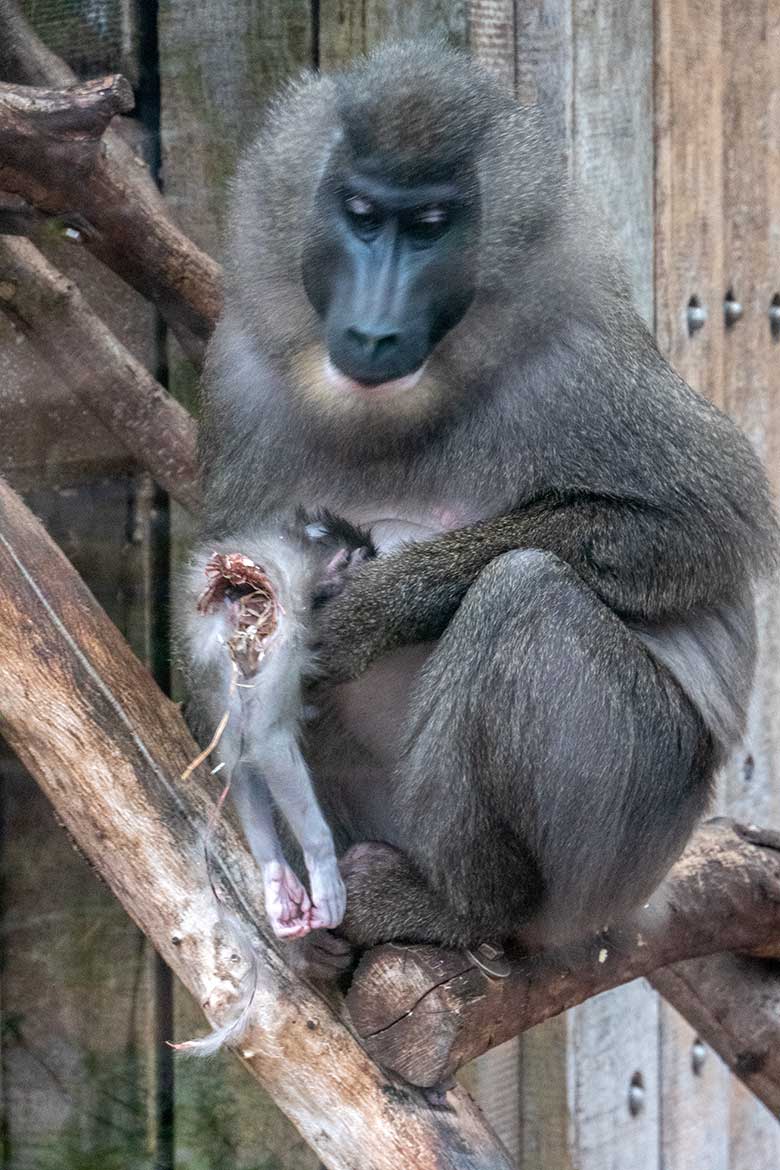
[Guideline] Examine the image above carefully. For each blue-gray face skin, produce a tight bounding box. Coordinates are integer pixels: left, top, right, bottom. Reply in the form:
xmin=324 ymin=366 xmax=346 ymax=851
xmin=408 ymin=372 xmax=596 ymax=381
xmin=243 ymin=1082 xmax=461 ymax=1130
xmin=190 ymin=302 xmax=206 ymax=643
xmin=302 ymin=165 xmax=480 ymax=386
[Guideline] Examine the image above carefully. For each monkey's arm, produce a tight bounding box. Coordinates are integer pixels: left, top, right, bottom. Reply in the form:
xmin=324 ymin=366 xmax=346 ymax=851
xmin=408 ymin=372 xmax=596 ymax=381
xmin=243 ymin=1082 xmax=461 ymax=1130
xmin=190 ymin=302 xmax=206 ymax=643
xmin=314 ymin=494 xmax=753 ymax=681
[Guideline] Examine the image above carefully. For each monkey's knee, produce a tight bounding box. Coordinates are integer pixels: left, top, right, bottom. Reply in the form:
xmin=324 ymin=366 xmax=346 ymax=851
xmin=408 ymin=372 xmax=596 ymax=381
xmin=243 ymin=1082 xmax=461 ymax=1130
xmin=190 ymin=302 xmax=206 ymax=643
xmin=475 ymin=547 xmax=574 ymax=595
xmin=406 ymin=547 xmax=713 ymax=939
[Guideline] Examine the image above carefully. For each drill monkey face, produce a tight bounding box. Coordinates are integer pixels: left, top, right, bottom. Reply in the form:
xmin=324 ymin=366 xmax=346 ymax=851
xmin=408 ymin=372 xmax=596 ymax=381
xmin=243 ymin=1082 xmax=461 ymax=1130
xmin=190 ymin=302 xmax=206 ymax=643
xmin=301 ymin=164 xmax=480 ymax=396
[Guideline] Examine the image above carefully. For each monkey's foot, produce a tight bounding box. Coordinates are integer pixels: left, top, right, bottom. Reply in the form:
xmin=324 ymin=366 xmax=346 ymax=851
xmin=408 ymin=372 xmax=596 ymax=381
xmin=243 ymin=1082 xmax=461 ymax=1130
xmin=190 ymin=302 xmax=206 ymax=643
xmin=286 ymin=929 xmax=355 ymax=981
xmin=262 ymin=860 xmax=312 ymax=939
xmin=307 ymin=858 xmax=347 ymax=930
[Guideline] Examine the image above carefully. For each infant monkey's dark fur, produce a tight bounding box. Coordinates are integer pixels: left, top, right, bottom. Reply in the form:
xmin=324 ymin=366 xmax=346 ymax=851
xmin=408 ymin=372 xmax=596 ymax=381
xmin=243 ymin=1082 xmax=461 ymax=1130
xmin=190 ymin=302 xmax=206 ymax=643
xmin=193 ymin=39 xmax=776 ymax=971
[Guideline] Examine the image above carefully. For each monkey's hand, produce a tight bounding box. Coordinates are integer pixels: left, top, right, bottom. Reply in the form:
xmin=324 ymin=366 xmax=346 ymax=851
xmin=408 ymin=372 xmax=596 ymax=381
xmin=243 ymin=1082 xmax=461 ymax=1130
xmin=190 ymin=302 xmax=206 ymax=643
xmin=311 ymin=542 xmax=465 ymax=681
xmin=312 ymin=494 xmax=730 ymax=682
xmin=312 ymin=558 xmax=395 ymax=680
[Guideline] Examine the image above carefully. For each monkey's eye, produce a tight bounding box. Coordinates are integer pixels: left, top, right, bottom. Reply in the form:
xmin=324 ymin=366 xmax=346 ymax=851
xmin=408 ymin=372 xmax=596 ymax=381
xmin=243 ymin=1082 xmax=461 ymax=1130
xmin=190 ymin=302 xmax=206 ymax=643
xmin=408 ymin=205 xmax=451 ymax=243
xmin=344 ymin=194 xmax=381 ymax=235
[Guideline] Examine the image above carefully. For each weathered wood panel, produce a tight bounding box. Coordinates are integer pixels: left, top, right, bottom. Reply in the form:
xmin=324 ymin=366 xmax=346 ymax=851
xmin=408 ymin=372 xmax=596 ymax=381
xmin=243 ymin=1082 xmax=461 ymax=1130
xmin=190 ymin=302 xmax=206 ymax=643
xmin=566 ymin=9 xmax=660 ymax=1148
xmin=653 ymin=3 xmax=731 ymax=1164
xmin=655 ymin=0 xmax=780 ymax=1163
xmin=719 ymin=3 xmax=780 ymax=1161
xmin=319 ymin=1 xmax=467 ymax=70
xmin=505 ymin=3 xmax=660 ymax=1165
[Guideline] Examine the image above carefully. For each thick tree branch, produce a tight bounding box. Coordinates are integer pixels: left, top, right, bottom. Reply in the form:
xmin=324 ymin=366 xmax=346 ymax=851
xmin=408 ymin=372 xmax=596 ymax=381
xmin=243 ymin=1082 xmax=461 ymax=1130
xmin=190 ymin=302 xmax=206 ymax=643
xmin=0 ymin=476 xmax=515 ymax=1170
xmin=347 ymin=820 xmax=780 ymax=1110
xmin=0 ymin=235 xmax=200 ymax=512
xmin=0 ymin=72 xmax=221 ymax=360
xmin=651 ymin=956 xmax=780 ymax=1118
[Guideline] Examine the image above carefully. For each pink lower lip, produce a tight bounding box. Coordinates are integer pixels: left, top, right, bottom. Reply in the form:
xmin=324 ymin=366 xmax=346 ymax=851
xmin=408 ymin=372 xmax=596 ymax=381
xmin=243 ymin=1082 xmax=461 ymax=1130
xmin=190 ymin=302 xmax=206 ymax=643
xmin=324 ymin=358 xmax=425 ymax=394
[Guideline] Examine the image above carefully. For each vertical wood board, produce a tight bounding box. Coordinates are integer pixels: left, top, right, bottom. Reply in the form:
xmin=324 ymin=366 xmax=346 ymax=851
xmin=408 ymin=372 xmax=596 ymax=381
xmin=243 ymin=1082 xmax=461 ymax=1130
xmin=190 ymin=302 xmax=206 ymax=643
xmin=473 ymin=3 xmax=660 ymax=1165
xmin=719 ymin=4 xmax=780 ymax=1162
xmin=565 ymin=4 xmax=660 ymax=1167
xmin=319 ymin=0 xmax=467 ymax=70
xmin=653 ymin=5 xmax=731 ymax=1165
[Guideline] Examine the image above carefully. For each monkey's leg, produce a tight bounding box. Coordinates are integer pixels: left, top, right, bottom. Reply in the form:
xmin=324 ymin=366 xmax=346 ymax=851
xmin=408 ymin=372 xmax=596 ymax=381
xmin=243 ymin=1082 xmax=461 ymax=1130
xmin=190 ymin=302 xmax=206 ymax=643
xmin=340 ymin=548 xmax=715 ymax=949
xmin=231 ymin=754 xmax=314 ymax=940
xmin=245 ymin=724 xmax=346 ymax=932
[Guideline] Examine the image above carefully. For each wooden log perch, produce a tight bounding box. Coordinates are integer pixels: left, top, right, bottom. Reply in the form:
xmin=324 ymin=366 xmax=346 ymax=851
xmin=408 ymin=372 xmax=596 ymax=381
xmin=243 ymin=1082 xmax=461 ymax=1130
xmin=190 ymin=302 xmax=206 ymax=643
xmin=0 ymin=70 xmax=133 ymax=136
xmin=348 ymin=820 xmax=780 ymax=1111
xmin=0 ymin=234 xmax=200 ymax=512
xmin=0 ymin=72 xmax=221 ymax=359
xmin=0 ymin=476 xmax=516 ymax=1170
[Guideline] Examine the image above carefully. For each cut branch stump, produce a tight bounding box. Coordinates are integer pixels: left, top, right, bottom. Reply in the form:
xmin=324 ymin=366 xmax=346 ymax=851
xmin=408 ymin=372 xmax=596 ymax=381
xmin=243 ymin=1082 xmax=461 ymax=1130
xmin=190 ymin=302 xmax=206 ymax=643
xmin=347 ymin=820 xmax=780 ymax=1115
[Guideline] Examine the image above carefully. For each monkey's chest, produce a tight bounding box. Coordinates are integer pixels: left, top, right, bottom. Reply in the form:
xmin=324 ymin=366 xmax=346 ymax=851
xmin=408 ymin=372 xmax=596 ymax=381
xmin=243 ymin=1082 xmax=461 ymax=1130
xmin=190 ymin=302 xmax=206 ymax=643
xmin=339 ymin=502 xmax=481 ymax=552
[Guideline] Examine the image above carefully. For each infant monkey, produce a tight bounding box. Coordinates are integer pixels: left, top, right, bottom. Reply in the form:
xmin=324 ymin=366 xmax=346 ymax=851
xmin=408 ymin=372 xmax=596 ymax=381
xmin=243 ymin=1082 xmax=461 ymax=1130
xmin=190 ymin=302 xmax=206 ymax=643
xmin=179 ymin=512 xmax=374 ymax=939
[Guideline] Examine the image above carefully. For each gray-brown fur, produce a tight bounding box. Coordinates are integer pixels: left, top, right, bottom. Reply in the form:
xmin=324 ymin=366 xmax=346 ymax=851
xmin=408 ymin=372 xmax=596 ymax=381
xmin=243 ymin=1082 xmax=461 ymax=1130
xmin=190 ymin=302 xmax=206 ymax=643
xmin=196 ymin=39 xmax=776 ymax=957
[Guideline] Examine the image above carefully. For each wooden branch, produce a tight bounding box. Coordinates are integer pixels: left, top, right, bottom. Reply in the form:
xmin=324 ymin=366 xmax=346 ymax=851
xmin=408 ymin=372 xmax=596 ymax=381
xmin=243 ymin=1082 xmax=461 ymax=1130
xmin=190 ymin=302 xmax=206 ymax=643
xmin=0 ymin=235 xmax=200 ymax=512
xmin=0 ymin=73 xmax=221 ymax=360
xmin=1 ymin=71 xmax=133 ymax=134
xmin=0 ymin=476 xmax=515 ymax=1170
xmin=651 ymin=956 xmax=780 ymax=1118
xmin=348 ymin=820 xmax=780 ymax=1108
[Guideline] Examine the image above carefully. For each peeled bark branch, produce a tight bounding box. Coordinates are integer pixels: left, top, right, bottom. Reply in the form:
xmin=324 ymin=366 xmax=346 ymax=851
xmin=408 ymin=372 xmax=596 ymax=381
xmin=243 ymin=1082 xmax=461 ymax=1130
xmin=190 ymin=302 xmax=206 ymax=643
xmin=0 ymin=235 xmax=200 ymax=512
xmin=0 ymin=72 xmax=133 ymax=135
xmin=0 ymin=72 xmax=221 ymax=360
xmin=0 ymin=476 xmax=514 ymax=1170
xmin=348 ymin=820 xmax=780 ymax=1110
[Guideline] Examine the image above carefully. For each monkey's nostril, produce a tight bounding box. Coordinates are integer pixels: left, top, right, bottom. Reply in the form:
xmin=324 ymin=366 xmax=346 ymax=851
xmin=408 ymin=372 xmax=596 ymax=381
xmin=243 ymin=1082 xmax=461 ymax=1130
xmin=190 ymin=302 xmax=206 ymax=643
xmin=345 ymin=326 xmax=400 ymax=357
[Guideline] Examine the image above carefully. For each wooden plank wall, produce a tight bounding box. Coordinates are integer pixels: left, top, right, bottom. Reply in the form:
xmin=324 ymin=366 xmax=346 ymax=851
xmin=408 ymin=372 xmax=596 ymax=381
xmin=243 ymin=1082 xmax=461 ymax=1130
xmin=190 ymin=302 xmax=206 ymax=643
xmin=473 ymin=5 xmax=663 ymax=1167
xmin=1 ymin=1 xmax=778 ymax=1167
xmin=655 ymin=3 xmax=780 ymax=1167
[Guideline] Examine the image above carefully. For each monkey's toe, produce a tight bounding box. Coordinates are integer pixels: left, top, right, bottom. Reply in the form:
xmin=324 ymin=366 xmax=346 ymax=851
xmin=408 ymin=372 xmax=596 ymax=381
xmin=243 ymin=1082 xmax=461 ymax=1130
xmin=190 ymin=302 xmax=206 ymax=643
xmin=263 ymin=860 xmax=313 ymax=939
xmin=286 ymin=930 xmax=356 ymax=981
xmin=309 ymin=863 xmax=347 ymax=929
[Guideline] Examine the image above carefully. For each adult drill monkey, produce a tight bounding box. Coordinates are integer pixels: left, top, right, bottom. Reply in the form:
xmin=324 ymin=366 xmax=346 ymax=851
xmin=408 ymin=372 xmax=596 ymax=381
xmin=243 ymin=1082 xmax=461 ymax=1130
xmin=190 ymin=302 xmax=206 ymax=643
xmin=197 ymin=39 xmax=776 ymax=971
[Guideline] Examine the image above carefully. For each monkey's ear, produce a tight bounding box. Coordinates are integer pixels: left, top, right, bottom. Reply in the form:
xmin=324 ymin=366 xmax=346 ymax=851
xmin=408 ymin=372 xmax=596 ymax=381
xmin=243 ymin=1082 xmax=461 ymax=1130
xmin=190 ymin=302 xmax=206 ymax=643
xmin=305 ymin=508 xmax=377 ymax=558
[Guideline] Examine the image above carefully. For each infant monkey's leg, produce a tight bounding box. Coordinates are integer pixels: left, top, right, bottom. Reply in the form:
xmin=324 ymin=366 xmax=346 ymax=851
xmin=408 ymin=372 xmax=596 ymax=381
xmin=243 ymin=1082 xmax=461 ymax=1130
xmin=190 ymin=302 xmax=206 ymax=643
xmin=212 ymin=719 xmax=311 ymax=938
xmin=243 ymin=716 xmax=346 ymax=932
xmin=231 ymin=755 xmax=314 ymax=940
